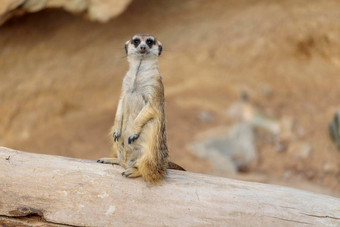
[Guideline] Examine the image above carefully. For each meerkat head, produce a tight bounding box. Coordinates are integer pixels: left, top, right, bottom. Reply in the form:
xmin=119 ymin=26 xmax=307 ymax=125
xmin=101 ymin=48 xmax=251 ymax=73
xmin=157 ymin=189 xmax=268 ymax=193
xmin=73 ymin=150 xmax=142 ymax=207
xmin=125 ymin=34 xmax=162 ymax=60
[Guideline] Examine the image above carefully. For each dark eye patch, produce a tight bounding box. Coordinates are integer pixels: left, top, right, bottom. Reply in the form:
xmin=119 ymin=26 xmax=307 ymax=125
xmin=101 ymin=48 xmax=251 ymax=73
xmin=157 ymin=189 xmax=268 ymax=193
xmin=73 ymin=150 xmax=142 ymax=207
xmin=132 ymin=38 xmax=140 ymax=47
xmin=146 ymin=39 xmax=155 ymax=48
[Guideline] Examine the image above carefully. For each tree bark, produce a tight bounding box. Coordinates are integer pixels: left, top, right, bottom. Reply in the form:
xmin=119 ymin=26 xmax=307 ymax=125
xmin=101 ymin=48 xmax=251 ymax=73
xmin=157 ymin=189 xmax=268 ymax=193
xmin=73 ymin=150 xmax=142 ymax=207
xmin=0 ymin=146 xmax=339 ymax=226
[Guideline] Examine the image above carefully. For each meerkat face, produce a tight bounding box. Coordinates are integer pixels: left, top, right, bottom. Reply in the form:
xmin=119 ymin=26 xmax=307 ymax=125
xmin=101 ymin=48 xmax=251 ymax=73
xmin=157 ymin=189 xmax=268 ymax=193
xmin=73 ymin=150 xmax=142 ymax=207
xmin=125 ymin=34 xmax=162 ymax=59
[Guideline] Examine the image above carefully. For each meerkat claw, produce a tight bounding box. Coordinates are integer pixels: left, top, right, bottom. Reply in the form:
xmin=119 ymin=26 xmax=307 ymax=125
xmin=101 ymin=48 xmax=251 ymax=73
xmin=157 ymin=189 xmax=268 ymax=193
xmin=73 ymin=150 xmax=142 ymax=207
xmin=97 ymin=158 xmax=120 ymax=165
xmin=128 ymin=134 xmax=139 ymax=144
xmin=121 ymin=167 xmax=140 ymax=178
xmin=113 ymin=132 xmax=121 ymax=142
xmin=122 ymin=172 xmax=131 ymax=177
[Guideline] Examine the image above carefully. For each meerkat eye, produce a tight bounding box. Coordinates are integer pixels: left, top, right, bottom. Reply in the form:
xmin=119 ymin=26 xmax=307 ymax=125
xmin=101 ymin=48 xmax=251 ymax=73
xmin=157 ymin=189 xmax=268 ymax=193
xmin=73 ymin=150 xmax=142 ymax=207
xmin=146 ymin=39 xmax=154 ymax=47
xmin=132 ymin=39 xmax=140 ymax=46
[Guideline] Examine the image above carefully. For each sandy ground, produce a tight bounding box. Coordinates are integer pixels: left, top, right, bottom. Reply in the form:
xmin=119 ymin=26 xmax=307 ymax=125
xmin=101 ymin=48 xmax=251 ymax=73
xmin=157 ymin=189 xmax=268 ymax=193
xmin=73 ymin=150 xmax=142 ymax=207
xmin=0 ymin=0 xmax=339 ymax=196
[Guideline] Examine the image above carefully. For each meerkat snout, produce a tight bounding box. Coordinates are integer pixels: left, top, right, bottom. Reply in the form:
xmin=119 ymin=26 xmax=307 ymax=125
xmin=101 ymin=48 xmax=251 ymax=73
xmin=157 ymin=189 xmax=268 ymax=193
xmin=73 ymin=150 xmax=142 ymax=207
xmin=139 ymin=44 xmax=147 ymax=53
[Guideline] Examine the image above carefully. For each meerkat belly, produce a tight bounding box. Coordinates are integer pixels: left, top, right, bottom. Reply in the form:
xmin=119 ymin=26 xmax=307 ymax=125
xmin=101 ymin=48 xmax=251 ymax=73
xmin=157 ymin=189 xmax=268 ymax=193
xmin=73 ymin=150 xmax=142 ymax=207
xmin=123 ymin=91 xmax=145 ymax=133
xmin=119 ymin=92 xmax=146 ymax=167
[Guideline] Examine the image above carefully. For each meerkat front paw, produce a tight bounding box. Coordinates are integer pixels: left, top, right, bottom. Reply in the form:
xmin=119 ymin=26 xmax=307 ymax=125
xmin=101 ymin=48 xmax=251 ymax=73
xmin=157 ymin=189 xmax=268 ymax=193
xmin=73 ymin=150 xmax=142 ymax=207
xmin=113 ymin=130 xmax=121 ymax=142
xmin=97 ymin=157 xmax=120 ymax=165
xmin=122 ymin=167 xmax=141 ymax=178
xmin=128 ymin=133 xmax=139 ymax=144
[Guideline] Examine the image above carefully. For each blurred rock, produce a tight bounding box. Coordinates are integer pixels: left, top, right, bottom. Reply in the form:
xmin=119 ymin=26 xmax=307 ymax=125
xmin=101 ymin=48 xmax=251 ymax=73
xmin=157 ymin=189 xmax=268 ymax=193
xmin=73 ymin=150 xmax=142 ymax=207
xmin=274 ymin=138 xmax=289 ymax=153
xmin=323 ymin=162 xmax=338 ymax=173
xmin=274 ymin=117 xmax=295 ymax=152
xmin=283 ymin=170 xmax=292 ymax=179
xmin=304 ymin=170 xmax=316 ymax=180
xmin=189 ymin=122 xmax=257 ymax=174
xmin=226 ymin=101 xmax=281 ymax=135
xmin=197 ymin=111 xmax=215 ymax=122
xmin=23 ymin=0 xmax=87 ymax=13
xmin=260 ymin=84 xmax=273 ymax=97
xmin=329 ymin=110 xmax=340 ymax=150
xmin=287 ymin=142 xmax=313 ymax=159
xmin=296 ymin=124 xmax=306 ymax=137
xmin=279 ymin=117 xmax=295 ymax=141
xmin=0 ymin=0 xmax=132 ymax=25
xmin=227 ymin=101 xmax=302 ymax=154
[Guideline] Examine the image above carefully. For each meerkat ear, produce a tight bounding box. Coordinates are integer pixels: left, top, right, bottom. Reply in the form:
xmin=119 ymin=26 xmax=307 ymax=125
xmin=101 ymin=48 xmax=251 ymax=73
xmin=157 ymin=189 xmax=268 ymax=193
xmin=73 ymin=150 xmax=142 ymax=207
xmin=158 ymin=41 xmax=163 ymax=56
xmin=124 ymin=40 xmax=129 ymax=54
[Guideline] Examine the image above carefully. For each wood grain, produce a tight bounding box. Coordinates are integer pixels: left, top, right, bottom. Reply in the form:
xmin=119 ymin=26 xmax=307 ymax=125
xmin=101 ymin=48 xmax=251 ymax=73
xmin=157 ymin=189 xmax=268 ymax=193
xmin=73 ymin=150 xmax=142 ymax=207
xmin=0 ymin=147 xmax=339 ymax=226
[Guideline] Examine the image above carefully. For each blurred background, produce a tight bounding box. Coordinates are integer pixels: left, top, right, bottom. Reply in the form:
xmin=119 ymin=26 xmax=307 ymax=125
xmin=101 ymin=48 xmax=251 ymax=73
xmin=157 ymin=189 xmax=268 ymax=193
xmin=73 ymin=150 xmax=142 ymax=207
xmin=0 ymin=0 xmax=339 ymax=196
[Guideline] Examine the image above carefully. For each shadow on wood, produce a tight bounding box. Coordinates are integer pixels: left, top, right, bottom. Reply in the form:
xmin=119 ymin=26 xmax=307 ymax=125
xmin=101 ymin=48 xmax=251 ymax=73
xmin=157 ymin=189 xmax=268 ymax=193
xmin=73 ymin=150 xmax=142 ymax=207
xmin=0 ymin=147 xmax=339 ymax=226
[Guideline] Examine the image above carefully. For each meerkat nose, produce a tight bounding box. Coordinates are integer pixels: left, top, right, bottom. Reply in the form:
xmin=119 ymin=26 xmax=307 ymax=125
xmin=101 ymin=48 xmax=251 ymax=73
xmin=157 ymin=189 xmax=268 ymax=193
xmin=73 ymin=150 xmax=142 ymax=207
xmin=139 ymin=45 xmax=147 ymax=54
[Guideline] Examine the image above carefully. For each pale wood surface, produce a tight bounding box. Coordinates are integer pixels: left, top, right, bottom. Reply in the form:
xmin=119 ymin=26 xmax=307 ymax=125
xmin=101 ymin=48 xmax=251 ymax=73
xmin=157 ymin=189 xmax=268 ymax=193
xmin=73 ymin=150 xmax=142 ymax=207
xmin=0 ymin=146 xmax=339 ymax=226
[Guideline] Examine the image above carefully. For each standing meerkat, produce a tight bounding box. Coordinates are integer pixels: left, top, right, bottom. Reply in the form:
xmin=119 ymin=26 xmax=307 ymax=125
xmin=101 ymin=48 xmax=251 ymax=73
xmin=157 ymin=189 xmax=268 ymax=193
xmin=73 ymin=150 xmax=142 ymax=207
xmin=98 ymin=34 xmax=184 ymax=183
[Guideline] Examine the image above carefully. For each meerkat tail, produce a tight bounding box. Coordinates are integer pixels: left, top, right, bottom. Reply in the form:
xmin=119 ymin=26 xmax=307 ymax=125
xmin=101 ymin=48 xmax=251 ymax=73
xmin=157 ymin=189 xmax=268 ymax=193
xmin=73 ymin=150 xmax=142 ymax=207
xmin=138 ymin=154 xmax=168 ymax=184
xmin=138 ymin=124 xmax=168 ymax=184
xmin=167 ymin=161 xmax=186 ymax=171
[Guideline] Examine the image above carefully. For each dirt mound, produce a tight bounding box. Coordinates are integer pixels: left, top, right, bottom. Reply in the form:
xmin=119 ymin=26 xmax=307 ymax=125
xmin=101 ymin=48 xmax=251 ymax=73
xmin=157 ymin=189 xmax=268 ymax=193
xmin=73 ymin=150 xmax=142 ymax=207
xmin=1 ymin=0 xmax=339 ymax=196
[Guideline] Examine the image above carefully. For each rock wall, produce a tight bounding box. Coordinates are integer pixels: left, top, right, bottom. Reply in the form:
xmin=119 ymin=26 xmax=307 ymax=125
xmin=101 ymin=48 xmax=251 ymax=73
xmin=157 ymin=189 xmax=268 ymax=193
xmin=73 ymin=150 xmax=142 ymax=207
xmin=0 ymin=0 xmax=132 ymax=25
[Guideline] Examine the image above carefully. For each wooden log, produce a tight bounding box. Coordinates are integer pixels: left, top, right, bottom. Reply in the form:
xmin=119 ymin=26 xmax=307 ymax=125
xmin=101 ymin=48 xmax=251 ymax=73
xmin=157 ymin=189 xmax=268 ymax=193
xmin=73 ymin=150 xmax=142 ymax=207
xmin=0 ymin=146 xmax=339 ymax=226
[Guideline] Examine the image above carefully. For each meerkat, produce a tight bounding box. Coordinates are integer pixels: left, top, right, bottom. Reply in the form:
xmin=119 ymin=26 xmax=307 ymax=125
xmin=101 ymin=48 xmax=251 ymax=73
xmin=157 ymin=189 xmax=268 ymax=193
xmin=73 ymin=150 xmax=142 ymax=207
xmin=98 ymin=34 xmax=184 ymax=183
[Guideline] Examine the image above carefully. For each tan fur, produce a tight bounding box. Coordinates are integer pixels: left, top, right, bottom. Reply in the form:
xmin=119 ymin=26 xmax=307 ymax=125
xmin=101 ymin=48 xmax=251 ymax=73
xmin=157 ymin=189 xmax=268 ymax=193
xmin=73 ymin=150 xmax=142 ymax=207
xmin=98 ymin=34 xmax=184 ymax=184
